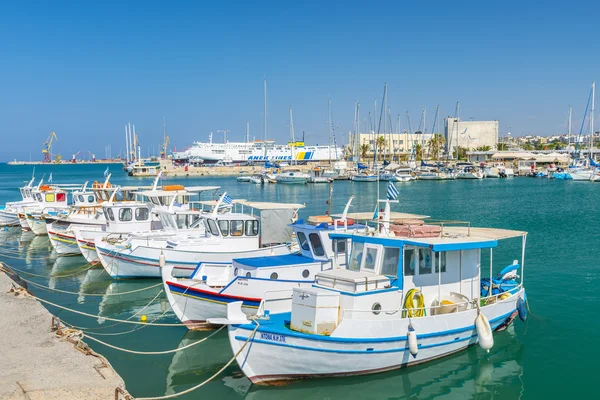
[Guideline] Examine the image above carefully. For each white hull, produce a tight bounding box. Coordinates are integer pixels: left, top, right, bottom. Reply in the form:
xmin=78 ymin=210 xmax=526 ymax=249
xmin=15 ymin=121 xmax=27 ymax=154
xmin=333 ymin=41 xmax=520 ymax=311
xmin=96 ymin=241 xmax=291 ymax=279
xmin=73 ymin=228 xmax=103 ymax=264
xmin=48 ymin=228 xmax=81 ymax=255
xmin=457 ymin=173 xmax=484 ymax=180
xmin=393 ymin=175 xmax=414 ymax=182
xmin=28 ymin=216 xmax=49 ymax=236
xmin=0 ymin=209 xmax=19 ymax=226
xmin=228 ymin=291 xmax=521 ymax=383
xmin=570 ymin=170 xmax=594 ymax=181
xmin=351 ymin=175 xmax=378 ymax=182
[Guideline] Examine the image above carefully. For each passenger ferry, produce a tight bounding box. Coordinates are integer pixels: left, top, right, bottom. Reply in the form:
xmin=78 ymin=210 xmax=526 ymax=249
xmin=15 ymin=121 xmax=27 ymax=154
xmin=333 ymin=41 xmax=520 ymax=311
xmin=172 ymin=134 xmax=343 ymax=164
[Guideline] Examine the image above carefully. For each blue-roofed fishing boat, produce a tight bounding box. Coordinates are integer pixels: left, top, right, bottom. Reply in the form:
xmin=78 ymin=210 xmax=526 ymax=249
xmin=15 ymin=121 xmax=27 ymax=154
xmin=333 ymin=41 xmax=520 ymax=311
xmin=212 ymin=198 xmax=528 ymax=384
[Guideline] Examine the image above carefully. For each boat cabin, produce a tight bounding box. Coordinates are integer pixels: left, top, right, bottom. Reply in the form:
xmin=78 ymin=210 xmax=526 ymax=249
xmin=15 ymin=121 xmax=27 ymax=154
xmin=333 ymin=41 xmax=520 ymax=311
xmin=103 ymin=202 xmax=160 ymax=232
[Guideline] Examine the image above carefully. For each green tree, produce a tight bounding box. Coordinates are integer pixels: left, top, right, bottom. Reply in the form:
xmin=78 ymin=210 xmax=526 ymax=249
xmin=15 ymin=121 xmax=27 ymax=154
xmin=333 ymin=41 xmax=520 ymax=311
xmin=522 ymin=143 xmax=534 ymax=151
xmin=428 ymin=134 xmax=446 ymax=160
xmin=414 ymin=144 xmax=423 ymax=161
xmin=452 ymin=146 xmax=468 ymax=160
xmin=360 ymin=143 xmax=371 ymax=160
xmin=476 ymin=145 xmax=491 ymax=151
xmin=497 ymin=142 xmax=508 ymax=151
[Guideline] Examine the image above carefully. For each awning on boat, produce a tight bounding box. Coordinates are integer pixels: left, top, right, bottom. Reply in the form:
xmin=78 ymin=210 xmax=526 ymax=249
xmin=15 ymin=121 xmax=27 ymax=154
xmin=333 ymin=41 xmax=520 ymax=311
xmin=441 ymin=226 xmax=527 ymax=240
xmin=334 ymin=211 xmax=430 ymax=221
xmin=237 ymin=201 xmax=306 ymax=210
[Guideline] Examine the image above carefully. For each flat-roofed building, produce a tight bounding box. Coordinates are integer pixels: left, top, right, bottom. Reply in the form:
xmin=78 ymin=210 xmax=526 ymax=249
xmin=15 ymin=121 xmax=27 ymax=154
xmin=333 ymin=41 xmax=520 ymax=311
xmin=445 ymin=118 xmax=499 ymax=151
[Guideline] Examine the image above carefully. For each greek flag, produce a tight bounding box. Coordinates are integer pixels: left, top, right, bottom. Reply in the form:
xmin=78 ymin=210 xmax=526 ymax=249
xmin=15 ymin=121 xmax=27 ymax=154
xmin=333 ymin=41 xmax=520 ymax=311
xmin=48 ymin=173 xmax=53 ymax=183
xmin=158 ymin=171 xmax=166 ymax=180
xmin=222 ymin=194 xmax=233 ymax=205
xmin=114 ymin=187 xmax=123 ymax=198
xmin=104 ymin=167 xmax=110 ymax=178
xmin=387 ymin=182 xmax=399 ymax=200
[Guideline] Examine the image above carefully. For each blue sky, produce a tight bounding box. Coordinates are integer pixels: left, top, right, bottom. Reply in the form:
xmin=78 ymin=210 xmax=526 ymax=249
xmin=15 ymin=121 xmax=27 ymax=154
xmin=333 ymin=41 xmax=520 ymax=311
xmin=1 ymin=0 xmax=598 ymax=161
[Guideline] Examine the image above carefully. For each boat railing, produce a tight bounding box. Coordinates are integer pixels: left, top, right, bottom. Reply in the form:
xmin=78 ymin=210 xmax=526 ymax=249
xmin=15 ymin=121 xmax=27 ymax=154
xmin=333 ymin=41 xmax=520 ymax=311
xmin=422 ymin=220 xmax=471 ymax=236
xmin=339 ymin=288 xmax=522 ymax=321
xmin=257 ymin=289 xmax=295 ymax=317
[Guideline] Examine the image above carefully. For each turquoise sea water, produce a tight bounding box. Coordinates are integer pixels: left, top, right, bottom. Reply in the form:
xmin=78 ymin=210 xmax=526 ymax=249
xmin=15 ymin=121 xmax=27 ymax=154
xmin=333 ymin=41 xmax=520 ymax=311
xmin=0 ymin=163 xmax=597 ymax=399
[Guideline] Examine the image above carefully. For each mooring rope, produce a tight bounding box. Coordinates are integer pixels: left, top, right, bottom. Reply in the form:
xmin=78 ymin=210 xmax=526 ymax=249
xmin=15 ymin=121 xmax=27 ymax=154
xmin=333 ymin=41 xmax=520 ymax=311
xmin=80 ymin=325 xmax=225 ymax=355
xmin=0 ymin=260 xmax=96 ymax=278
xmin=23 ymin=278 xmax=163 ymax=297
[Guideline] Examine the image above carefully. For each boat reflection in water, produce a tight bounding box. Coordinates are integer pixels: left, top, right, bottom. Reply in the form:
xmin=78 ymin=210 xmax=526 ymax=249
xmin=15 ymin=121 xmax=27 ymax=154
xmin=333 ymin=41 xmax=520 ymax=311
xmin=48 ymin=255 xmax=91 ymax=292
xmin=214 ymin=325 xmax=525 ymax=399
xmin=165 ymin=329 xmax=235 ymax=397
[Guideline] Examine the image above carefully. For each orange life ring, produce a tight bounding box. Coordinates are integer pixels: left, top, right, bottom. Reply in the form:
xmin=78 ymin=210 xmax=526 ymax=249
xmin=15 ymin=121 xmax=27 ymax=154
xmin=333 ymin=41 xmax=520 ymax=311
xmin=39 ymin=185 xmax=52 ymax=191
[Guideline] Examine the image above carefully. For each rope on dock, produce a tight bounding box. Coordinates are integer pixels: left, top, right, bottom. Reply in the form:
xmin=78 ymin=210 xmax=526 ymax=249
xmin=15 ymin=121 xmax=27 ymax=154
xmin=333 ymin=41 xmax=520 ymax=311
xmin=135 ymin=323 xmax=260 ymax=400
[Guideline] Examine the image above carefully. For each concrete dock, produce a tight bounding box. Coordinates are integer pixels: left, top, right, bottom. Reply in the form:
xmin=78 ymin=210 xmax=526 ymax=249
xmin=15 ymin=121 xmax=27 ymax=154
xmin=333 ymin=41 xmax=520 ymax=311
xmin=0 ymin=272 xmax=127 ymax=400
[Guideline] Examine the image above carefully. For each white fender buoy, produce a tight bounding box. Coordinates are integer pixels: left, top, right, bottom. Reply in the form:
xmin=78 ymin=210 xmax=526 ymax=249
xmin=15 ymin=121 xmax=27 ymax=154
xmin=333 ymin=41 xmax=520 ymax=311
xmin=475 ymin=313 xmax=494 ymax=352
xmin=407 ymin=325 xmax=418 ymax=357
xmin=159 ymin=252 xmax=166 ymax=268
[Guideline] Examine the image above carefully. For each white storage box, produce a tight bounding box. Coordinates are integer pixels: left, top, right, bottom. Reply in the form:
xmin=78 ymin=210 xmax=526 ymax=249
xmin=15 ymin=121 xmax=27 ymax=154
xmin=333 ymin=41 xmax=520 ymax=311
xmin=316 ymin=270 xmax=391 ymax=293
xmin=290 ymin=287 xmax=340 ymax=335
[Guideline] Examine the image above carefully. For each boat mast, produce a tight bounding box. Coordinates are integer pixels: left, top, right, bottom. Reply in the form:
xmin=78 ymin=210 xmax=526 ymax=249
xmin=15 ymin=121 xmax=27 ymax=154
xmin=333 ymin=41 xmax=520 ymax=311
xmin=422 ymin=106 xmax=427 ymax=160
xmin=246 ymin=122 xmax=250 ymax=143
xmin=591 ymin=81 xmax=595 ymax=158
xmin=328 ymin=98 xmax=333 ymax=165
xmin=263 ymin=78 xmax=268 ymax=159
xmin=568 ymin=106 xmax=572 ymax=149
xmin=289 ymin=105 xmax=295 ymax=165
xmin=455 ymin=102 xmax=460 ymax=163
xmin=356 ymin=102 xmax=360 ymax=162
xmin=124 ymin=125 xmax=129 ymax=163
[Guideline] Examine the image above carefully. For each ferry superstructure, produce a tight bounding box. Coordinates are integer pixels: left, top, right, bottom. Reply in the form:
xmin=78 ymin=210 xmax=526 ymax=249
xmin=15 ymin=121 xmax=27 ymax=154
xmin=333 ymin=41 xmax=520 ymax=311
xmin=173 ymin=135 xmax=343 ymax=164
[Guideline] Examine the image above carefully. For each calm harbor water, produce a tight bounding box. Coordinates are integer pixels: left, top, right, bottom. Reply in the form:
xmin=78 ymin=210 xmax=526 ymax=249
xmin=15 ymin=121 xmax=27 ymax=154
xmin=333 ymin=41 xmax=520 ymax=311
xmin=0 ymin=163 xmax=597 ymax=399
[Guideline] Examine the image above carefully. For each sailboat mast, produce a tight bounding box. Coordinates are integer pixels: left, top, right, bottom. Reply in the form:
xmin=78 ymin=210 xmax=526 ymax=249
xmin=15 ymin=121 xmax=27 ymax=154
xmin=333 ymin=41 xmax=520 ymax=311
xmin=423 ymin=106 xmax=427 ymax=159
xmin=246 ymin=122 xmax=250 ymax=143
xmin=289 ymin=106 xmax=295 ymax=164
xmin=328 ymin=98 xmax=333 ymax=165
xmin=263 ymin=78 xmax=268 ymax=159
xmin=455 ymin=102 xmax=460 ymax=163
xmin=356 ymin=103 xmax=360 ymax=162
xmin=124 ymin=125 xmax=129 ymax=163
xmin=591 ymin=81 xmax=595 ymax=157
xmin=568 ymin=106 xmax=572 ymax=149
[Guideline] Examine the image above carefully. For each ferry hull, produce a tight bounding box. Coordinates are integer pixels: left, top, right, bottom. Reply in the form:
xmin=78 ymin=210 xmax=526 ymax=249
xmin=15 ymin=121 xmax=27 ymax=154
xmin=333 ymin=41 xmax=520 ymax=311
xmin=228 ymin=291 xmax=521 ymax=384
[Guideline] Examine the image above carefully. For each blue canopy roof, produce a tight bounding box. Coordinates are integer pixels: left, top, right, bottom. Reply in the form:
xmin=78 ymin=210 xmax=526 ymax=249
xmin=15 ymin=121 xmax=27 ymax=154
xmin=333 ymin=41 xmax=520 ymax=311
xmin=234 ymin=253 xmax=317 ymax=268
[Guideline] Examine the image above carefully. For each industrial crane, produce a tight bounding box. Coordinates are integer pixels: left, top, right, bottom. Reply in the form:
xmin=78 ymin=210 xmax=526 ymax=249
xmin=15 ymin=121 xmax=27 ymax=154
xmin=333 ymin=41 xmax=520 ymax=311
xmin=71 ymin=151 xmax=81 ymax=163
xmin=42 ymin=132 xmax=58 ymax=163
xmin=160 ymin=135 xmax=170 ymax=159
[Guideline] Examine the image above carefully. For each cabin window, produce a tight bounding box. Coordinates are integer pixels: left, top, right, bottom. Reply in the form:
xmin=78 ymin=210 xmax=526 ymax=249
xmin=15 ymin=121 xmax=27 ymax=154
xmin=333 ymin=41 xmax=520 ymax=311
xmin=176 ymin=215 xmax=188 ymax=229
xmin=35 ymin=193 xmax=42 ymax=201
xmin=349 ymin=242 xmax=365 ymax=271
xmin=297 ymin=232 xmax=310 ymax=251
xmin=135 ymin=208 xmax=149 ymax=221
xmin=218 ymin=220 xmax=229 ymax=236
xmin=381 ymin=247 xmax=400 ymax=276
xmin=404 ymin=248 xmax=415 ymax=276
xmin=207 ymin=219 xmax=220 ymax=236
xmin=45 ymin=193 xmax=55 ymax=202
xmin=332 ymin=239 xmax=346 ymax=253
xmin=119 ymin=208 xmax=132 ymax=222
xmin=245 ymin=220 xmax=259 ymax=236
xmin=88 ymin=195 xmax=95 ymax=202
xmin=309 ymin=233 xmax=325 ymax=256
xmin=77 ymin=195 xmax=84 ymax=203
xmin=126 ymin=191 xmax=135 ymax=201
xmin=418 ymin=248 xmax=432 ymax=275
xmin=56 ymin=193 xmax=66 ymax=202
xmin=363 ymin=247 xmax=378 ymax=270
xmin=434 ymin=252 xmax=447 ymax=273
xmin=231 ymin=220 xmax=244 ymax=236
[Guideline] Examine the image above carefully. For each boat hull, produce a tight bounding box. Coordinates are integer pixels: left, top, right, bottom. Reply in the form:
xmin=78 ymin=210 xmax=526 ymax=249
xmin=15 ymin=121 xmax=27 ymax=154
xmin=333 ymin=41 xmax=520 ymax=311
xmin=0 ymin=208 xmax=19 ymax=226
xmin=228 ymin=291 xmax=522 ymax=384
xmin=48 ymin=229 xmax=81 ymax=255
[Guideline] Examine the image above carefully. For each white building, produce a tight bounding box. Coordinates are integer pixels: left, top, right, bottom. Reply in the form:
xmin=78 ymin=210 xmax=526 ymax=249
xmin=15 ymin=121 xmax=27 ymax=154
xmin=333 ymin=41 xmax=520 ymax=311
xmin=445 ymin=118 xmax=499 ymax=151
xmin=349 ymin=132 xmax=433 ymax=160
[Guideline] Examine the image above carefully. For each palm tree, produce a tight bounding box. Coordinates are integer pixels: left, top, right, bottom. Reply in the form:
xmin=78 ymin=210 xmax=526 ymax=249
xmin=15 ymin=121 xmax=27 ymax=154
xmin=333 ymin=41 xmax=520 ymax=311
xmin=414 ymin=144 xmax=423 ymax=161
xmin=428 ymin=134 xmax=446 ymax=160
xmin=360 ymin=144 xmax=371 ymax=161
xmin=343 ymin=145 xmax=353 ymax=160
xmin=497 ymin=143 xmax=508 ymax=151
xmin=476 ymin=145 xmax=491 ymax=151
xmin=376 ymin=136 xmax=386 ymax=160
xmin=522 ymin=143 xmax=534 ymax=151
xmin=452 ymin=146 xmax=468 ymax=160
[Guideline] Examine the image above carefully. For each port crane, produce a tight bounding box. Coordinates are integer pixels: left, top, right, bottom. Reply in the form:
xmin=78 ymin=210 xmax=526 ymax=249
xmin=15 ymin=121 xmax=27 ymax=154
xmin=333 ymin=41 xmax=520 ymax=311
xmin=160 ymin=118 xmax=169 ymax=159
xmin=42 ymin=132 xmax=58 ymax=163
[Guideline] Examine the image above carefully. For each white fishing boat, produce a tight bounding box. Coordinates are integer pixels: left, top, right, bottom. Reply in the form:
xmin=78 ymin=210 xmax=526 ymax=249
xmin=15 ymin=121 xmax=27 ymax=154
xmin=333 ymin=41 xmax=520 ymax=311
xmin=393 ymin=167 xmax=415 ymax=182
xmin=414 ymin=166 xmax=452 ymax=181
xmin=213 ymin=200 xmax=529 ymax=384
xmin=275 ymin=170 xmax=309 ymax=184
xmin=248 ymin=175 xmax=264 ymax=184
xmin=309 ymin=167 xmax=332 ymax=183
xmin=351 ymin=172 xmax=378 ymax=182
xmin=162 ymin=199 xmax=360 ymax=328
xmin=77 ymin=182 xmax=219 ymax=266
xmin=20 ymin=184 xmax=78 ymax=232
xmin=0 ymin=177 xmax=38 ymax=226
xmin=456 ymin=163 xmax=484 ymax=179
xmin=95 ymin=196 xmax=304 ymax=279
